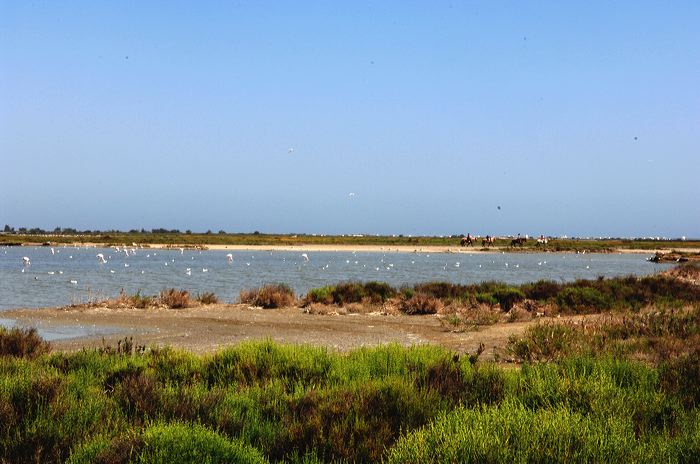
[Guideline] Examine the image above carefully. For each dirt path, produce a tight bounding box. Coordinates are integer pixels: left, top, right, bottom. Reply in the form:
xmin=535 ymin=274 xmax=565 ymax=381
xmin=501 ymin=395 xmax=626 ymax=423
xmin=3 ymin=304 xmax=543 ymax=359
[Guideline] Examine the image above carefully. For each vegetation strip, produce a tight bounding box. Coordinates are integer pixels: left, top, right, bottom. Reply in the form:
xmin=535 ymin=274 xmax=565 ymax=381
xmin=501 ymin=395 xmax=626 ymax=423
xmin=1 ymin=332 xmax=699 ymax=463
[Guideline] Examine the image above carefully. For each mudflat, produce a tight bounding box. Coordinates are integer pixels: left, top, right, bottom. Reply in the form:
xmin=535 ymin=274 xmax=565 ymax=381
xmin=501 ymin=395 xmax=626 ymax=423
xmin=3 ymin=303 xmax=553 ymax=359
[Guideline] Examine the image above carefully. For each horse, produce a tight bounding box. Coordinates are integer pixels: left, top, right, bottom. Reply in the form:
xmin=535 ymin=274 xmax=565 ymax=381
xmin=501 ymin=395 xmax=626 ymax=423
xmin=510 ymin=237 xmax=527 ymax=247
xmin=460 ymin=236 xmax=475 ymax=247
xmin=481 ymin=235 xmax=495 ymax=247
xmin=536 ymin=236 xmax=549 ymax=246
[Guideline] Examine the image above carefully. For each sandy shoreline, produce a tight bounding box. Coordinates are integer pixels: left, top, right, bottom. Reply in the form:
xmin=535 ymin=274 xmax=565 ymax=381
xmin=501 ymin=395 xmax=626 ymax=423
xmin=43 ymin=242 xmax=699 ymax=255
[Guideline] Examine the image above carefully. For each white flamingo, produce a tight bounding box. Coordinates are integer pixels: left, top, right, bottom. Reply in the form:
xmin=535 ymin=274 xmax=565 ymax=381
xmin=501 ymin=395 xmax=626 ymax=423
xmin=96 ymin=253 xmax=106 ymax=264
xmin=22 ymin=256 xmax=30 ymax=266
xmin=301 ymin=253 xmax=309 ymax=262
xmin=226 ymin=253 xmax=233 ymax=263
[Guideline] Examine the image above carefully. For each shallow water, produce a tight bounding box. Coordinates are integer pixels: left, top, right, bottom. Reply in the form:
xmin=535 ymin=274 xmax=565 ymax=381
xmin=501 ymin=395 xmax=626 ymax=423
xmin=0 ymin=245 xmax=669 ymax=311
xmin=0 ymin=317 xmax=118 ymax=341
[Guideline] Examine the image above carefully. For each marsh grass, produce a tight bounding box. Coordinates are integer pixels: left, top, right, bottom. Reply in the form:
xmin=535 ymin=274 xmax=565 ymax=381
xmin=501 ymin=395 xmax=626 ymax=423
xmin=507 ymin=304 xmax=700 ymax=363
xmin=1 ymin=338 xmax=699 ymax=463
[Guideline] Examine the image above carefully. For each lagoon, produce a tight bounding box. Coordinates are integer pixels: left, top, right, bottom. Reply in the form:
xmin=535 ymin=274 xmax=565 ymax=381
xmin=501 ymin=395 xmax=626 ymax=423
xmin=0 ymin=246 xmax=669 ymax=311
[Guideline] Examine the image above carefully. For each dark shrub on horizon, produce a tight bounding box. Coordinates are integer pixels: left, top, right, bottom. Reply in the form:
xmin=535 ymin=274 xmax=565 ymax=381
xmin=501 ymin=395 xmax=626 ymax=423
xmin=0 ymin=327 xmax=50 ymax=359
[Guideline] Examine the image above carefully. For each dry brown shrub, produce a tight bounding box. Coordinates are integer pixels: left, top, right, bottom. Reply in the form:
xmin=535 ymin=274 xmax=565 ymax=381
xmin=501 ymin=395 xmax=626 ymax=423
xmin=666 ymin=262 xmax=700 ymax=284
xmin=159 ymin=289 xmax=190 ymax=308
xmin=303 ymin=304 xmax=346 ymax=315
xmin=196 ymin=292 xmax=219 ymax=305
xmin=399 ymin=294 xmax=443 ymax=315
xmin=239 ymin=284 xmax=296 ymax=308
xmin=508 ymin=299 xmax=543 ymax=322
xmin=440 ymin=305 xmax=502 ymax=331
xmin=0 ymin=327 xmax=51 ymax=359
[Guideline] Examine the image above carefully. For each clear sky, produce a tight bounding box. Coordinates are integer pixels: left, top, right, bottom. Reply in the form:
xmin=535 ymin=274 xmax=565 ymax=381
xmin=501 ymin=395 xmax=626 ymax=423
xmin=1 ymin=1 xmax=698 ymax=237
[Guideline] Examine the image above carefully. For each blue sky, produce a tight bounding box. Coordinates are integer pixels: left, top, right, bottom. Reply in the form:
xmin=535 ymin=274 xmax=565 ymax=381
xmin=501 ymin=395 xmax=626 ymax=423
xmin=1 ymin=1 xmax=698 ymax=237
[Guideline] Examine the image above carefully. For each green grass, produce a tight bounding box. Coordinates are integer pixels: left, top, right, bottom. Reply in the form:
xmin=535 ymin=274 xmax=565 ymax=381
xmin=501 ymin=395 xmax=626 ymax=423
xmin=1 ymin=338 xmax=699 ymax=463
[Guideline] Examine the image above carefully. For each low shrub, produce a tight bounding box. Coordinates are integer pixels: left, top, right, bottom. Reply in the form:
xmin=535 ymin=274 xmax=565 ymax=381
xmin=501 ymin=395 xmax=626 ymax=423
xmin=0 ymin=327 xmax=50 ymax=358
xmin=196 ymin=292 xmax=219 ymax=305
xmin=240 ymin=284 xmax=296 ymax=308
xmin=475 ymin=293 xmax=498 ymax=306
xmin=69 ymin=424 xmax=266 ymax=464
xmin=159 ymin=289 xmax=190 ymax=309
xmin=386 ymin=401 xmax=647 ymax=463
xmin=507 ymin=323 xmax=579 ymax=362
xmin=400 ymin=294 xmax=443 ymax=315
xmin=556 ymin=286 xmax=611 ymax=313
xmin=522 ymin=280 xmax=562 ymax=301
xmin=331 ymin=282 xmax=365 ymax=305
xmin=492 ymin=287 xmax=525 ymax=311
xmin=363 ymin=281 xmax=397 ymax=303
xmin=413 ymin=282 xmax=469 ymax=300
xmin=138 ymin=423 xmax=267 ymax=463
xmin=130 ymin=290 xmax=153 ymax=308
xmin=303 ymin=286 xmax=334 ymax=305
xmin=660 ymin=347 xmax=700 ymax=408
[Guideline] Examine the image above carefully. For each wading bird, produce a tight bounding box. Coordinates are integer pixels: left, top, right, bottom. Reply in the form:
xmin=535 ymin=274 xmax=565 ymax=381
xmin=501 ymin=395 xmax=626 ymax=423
xmin=96 ymin=253 xmax=107 ymax=264
xmin=226 ymin=253 xmax=233 ymax=263
xmin=22 ymin=257 xmax=30 ymax=266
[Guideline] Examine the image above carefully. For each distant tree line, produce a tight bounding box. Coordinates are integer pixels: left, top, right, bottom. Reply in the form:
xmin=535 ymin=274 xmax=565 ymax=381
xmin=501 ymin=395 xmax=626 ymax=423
xmin=1 ymin=225 xmax=197 ymax=235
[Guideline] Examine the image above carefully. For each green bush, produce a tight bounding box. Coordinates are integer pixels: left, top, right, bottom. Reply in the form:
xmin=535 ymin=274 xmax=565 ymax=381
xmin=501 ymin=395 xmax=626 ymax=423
xmin=556 ymin=286 xmax=612 ymax=313
xmin=331 ymin=282 xmax=365 ymax=305
xmin=492 ymin=287 xmax=525 ymax=311
xmin=386 ymin=401 xmax=649 ymax=463
xmin=475 ymin=293 xmax=498 ymax=306
xmin=304 ymin=286 xmax=334 ymax=305
xmin=68 ymin=424 xmax=267 ymax=464
xmin=363 ymin=281 xmax=397 ymax=303
xmin=139 ymin=423 xmax=267 ymax=463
